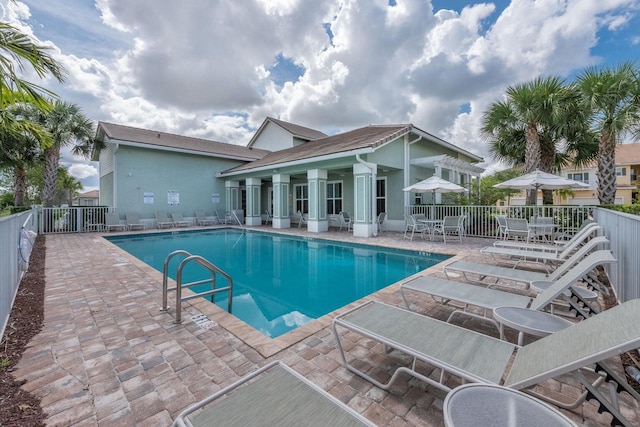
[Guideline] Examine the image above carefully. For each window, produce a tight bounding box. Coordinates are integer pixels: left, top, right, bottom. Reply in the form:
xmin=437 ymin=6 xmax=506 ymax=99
xmin=616 ymin=167 xmax=627 ymax=177
xmin=327 ymin=181 xmax=342 ymax=215
xmin=376 ymin=177 xmax=387 ymax=215
xmin=568 ymin=173 xmax=589 ymax=183
xmin=294 ymin=184 xmax=308 ymax=213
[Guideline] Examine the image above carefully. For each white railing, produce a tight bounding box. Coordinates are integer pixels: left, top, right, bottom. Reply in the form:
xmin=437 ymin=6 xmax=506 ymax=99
xmin=0 ymin=209 xmax=37 ymax=340
xmin=408 ymin=205 xmax=594 ymax=239
xmin=39 ymin=206 xmax=111 ymax=234
xmin=593 ymin=208 xmax=640 ymax=303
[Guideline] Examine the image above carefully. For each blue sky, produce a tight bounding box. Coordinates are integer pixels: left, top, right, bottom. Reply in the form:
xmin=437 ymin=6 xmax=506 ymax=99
xmin=2 ymin=0 xmax=640 ymax=192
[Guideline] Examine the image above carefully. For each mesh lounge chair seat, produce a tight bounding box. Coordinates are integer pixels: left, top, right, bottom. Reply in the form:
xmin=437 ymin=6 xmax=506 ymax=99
xmin=171 ymin=360 xmax=374 ymax=427
xmin=443 ymin=238 xmax=607 ymax=289
xmin=155 ymin=211 xmax=174 ymax=229
xmin=171 ymin=212 xmax=191 ymax=227
xmin=125 ymin=212 xmax=145 ymax=230
xmin=401 ymin=250 xmax=616 ymax=335
xmin=333 ymin=299 xmax=640 ymax=427
xmin=480 ymin=236 xmax=609 ymax=271
xmin=493 ymin=222 xmax=601 ymax=253
xmin=194 ymin=210 xmax=217 ymax=226
xmin=105 ymin=212 xmax=127 ymax=232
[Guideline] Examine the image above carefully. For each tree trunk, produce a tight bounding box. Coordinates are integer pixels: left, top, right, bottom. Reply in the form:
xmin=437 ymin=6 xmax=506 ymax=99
xmin=13 ymin=166 xmax=27 ymax=207
xmin=42 ymin=145 xmax=61 ymax=208
xmin=524 ymin=123 xmax=541 ymax=205
xmin=539 ymin=142 xmax=555 ymax=205
xmin=597 ymin=131 xmax=617 ymax=204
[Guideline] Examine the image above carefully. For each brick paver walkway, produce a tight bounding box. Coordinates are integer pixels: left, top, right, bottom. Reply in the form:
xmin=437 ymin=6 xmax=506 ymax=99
xmin=13 ymin=226 xmax=640 ymax=426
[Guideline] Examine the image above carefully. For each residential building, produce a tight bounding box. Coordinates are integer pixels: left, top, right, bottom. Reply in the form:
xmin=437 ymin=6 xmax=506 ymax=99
xmin=94 ymin=117 xmax=485 ymax=237
xmin=74 ymin=190 xmax=100 ymax=206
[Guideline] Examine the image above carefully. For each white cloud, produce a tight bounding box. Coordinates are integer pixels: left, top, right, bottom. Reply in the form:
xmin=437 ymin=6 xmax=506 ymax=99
xmin=68 ymin=164 xmax=98 ymax=180
xmin=3 ymin=0 xmax=640 ymax=172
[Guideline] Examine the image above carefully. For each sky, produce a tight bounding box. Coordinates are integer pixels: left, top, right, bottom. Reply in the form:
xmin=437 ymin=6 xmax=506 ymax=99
xmin=2 ymin=0 xmax=640 ymax=193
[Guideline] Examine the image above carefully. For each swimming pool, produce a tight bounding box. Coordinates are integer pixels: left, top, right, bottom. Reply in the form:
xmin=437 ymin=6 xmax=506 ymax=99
xmin=106 ymin=229 xmax=449 ymax=337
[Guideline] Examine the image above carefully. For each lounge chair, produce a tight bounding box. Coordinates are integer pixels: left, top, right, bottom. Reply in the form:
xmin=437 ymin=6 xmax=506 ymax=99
xmin=401 ymin=250 xmax=616 ymax=335
xmin=480 ymin=235 xmax=609 ymax=271
xmin=125 ymin=212 xmax=145 ymax=230
xmin=105 ymin=212 xmax=127 ymax=232
xmin=332 ymin=298 xmax=640 ymax=427
xmin=493 ymin=222 xmax=601 ymax=254
xmin=155 ymin=211 xmax=174 ymax=229
xmin=339 ymin=211 xmax=352 ymax=231
xmin=171 ymin=360 xmax=375 ymax=427
xmin=297 ymin=210 xmax=307 ymax=228
xmin=443 ymin=237 xmax=607 ymax=289
xmin=194 ymin=210 xmax=217 ymax=226
xmin=171 ymin=212 xmax=191 ymax=227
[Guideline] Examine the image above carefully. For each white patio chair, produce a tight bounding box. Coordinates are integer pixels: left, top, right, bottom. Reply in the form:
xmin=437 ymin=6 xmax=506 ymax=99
xmin=403 ymin=214 xmax=428 ymax=240
xmin=432 ymin=215 xmax=464 ymax=243
xmin=495 ymin=215 xmax=508 ymax=240
xmin=375 ymin=212 xmax=386 ymax=232
xmin=505 ymin=218 xmax=530 ymax=241
xmin=297 ymin=210 xmax=308 ymax=228
xmin=338 ymin=212 xmax=352 ymax=231
xmin=264 ymin=209 xmax=273 ymax=225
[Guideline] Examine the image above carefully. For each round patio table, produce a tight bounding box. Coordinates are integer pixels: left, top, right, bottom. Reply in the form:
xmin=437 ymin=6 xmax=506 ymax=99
xmin=493 ymin=306 xmax=573 ymax=346
xmin=444 ymin=383 xmax=578 ymax=427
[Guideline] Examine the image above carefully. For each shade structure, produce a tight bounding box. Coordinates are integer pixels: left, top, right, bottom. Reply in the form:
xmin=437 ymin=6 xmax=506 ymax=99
xmin=493 ymin=170 xmax=589 ymax=217
xmin=403 ymin=176 xmax=467 ymax=194
xmin=403 ymin=176 xmax=467 ymax=218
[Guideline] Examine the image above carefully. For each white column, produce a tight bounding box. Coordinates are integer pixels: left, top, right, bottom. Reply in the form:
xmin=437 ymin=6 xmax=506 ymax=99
xmin=225 ymin=180 xmax=240 ymax=213
xmin=353 ymin=162 xmax=376 ymax=237
xmin=307 ymin=169 xmax=328 ymax=232
xmin=245 ymin=178 xmax=262 ymax=226
xmin=272 ymin=174 xmax=290 ymax=228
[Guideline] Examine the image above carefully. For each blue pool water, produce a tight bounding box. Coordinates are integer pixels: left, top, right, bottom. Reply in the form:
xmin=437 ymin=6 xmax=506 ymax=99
xmin=106 ymin=229 xmax=449 ymax=337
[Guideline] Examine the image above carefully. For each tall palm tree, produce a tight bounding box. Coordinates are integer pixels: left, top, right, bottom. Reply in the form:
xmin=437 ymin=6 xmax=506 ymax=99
xmin=481 ymin=76 xmax=566 ymax=204
xmin=56 ymin=167 xmax=83 ymax=206
xmin=16 ymin=100 xmax=96 ymax=207
xmin=575 ymin=62 xmax=640 ymax=204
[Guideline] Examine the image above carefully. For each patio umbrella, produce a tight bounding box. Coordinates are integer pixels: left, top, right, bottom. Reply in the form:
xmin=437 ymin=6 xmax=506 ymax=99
xmin=403 ymin=176 xmax=467 ymax=217
xmin=493 ymin=169 xmax=589 ymax=218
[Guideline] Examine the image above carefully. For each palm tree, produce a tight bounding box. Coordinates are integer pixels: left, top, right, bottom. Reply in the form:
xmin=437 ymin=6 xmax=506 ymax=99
xmin=575 ymin=62 xmax=640 ymax=204
xmin=0 ymin=21 xmax=64 ymax=107
xmin=16 ymin=100 xmax=96 ymax=207
xmin=57 ymin=167 xmax=83 ymax=206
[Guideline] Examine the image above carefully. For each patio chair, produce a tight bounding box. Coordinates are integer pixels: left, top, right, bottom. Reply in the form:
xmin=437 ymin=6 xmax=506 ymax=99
xmin=444 ymin=239 xmax=609 ymax=290
xmin=194 ymin=210 xmax=217 ymax=226
xmin=125 ymin=212 xmax=145 ymax=230
xmin=297 ymin=210 xmax=308 ymax=228
xmin=495 ymin=215 xmax=508 ymax=240
xmin=171 ymin=212 xmax=191 ymax=227
xmin=432 ymin=215 xmax=464 ymax=244
xmin=400 ymin=250 xmax=616 ymax=338
xmin=155 ymin=211 xmax=174 ymax=229
xmin=480 ymin=235 xmax=609 ymax=271
xmin=171 ymin=360 xmax=375 ymax=427
xmin=264 ymin=209 xmax=273 ymax=225
xmin=338 ymin=211 xmax=352 ymax=231
xmin=105 ymin=212 xmax=127 ymax=232
xmin=332 ymin=298 xmax=640 ymax=427
xmin=505 ymin=218 xmax=530 ymax=241
xmin=215 ymin=210 xmax=227 ymax=225
xmin=375 ymin=212 xmax=386 ymax=232
xmin=403 ymin=214 xmax=428 ymax=240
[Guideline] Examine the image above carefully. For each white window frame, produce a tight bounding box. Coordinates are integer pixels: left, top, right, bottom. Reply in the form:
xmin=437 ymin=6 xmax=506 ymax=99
xmin=294 ymin=183 xmax=309 ymax=214
xmin=376 ymin=177 xmax=387 ymax=214
xmin=326 ymin=181 xmax=343 ymax=215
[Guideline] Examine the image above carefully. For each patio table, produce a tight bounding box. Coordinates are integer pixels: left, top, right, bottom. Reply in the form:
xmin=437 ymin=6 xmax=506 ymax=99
xmin=417 ymin=219 xmax=442 ymax=241
xmin=492 ymin=306 xmax=573 ymax=346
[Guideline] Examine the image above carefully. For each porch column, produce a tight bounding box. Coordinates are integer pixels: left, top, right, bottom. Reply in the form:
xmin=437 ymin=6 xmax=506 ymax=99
xmin=225 ymin=181 xmax=240 ymax=213
xmin=435 ymin=165 xmax=442 ymax=205
xmin=353 ymin=162 xmax=376 ymax=237
xmin=272 ymin=174 xmax=290 ymax=229
xmin=307 ymin=169 xmax=328 ymax=233
xmin=245 ymin=178 xmax=262 ymax=226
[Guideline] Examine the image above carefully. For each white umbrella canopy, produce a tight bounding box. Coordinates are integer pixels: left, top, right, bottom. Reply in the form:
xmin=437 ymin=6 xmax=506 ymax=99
xmin=493 ymin=169 xmax=589 ymax=218
xmin=493 ymin=170 xmax=590 ymax=191
xmin=403 ymin=176 xmax=467 ymax=194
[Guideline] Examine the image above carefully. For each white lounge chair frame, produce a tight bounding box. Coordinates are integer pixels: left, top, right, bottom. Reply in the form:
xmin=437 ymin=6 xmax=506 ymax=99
xmin=171 ymin=360 xmax=375 ymax=427
xmin=401 ymin=250 xmax=616 ymax=332
xmin=171 ymin=212 xmax=191 ymax=227
xmin=105 ymin=212 xmax=127 ymax=232
xmin=155 ymin=211 xmax=174 ymax=229
xmin=493 ymin=222 xmax=601 ymax=253
xmin=333 ymin=299 xmax=640 ymax=427
xmin=125 ymin=212 xmax=145 ymax=230
xmin=194 ymin=210 xmax=217 ymax=226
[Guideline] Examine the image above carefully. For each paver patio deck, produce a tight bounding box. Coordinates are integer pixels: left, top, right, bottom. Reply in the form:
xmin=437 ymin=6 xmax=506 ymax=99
xmin=13 ymin=225 xmax=640 ymax=426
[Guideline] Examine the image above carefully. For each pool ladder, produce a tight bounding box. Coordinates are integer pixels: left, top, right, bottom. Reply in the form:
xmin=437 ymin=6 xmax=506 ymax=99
xmin=160 ymin=250 xmax=233 ymax=324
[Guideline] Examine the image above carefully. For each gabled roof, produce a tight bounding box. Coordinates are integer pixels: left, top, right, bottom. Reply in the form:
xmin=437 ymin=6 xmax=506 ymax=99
xmin=222 ymin=124 xmax=414 ymax=174
xmin=246 ymin=117 xmax=327 ymax=147
xmin=95 ymin=122 xmax=269 ymax=161
xmin=77 ymin=190 xmax=99 ymax=198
